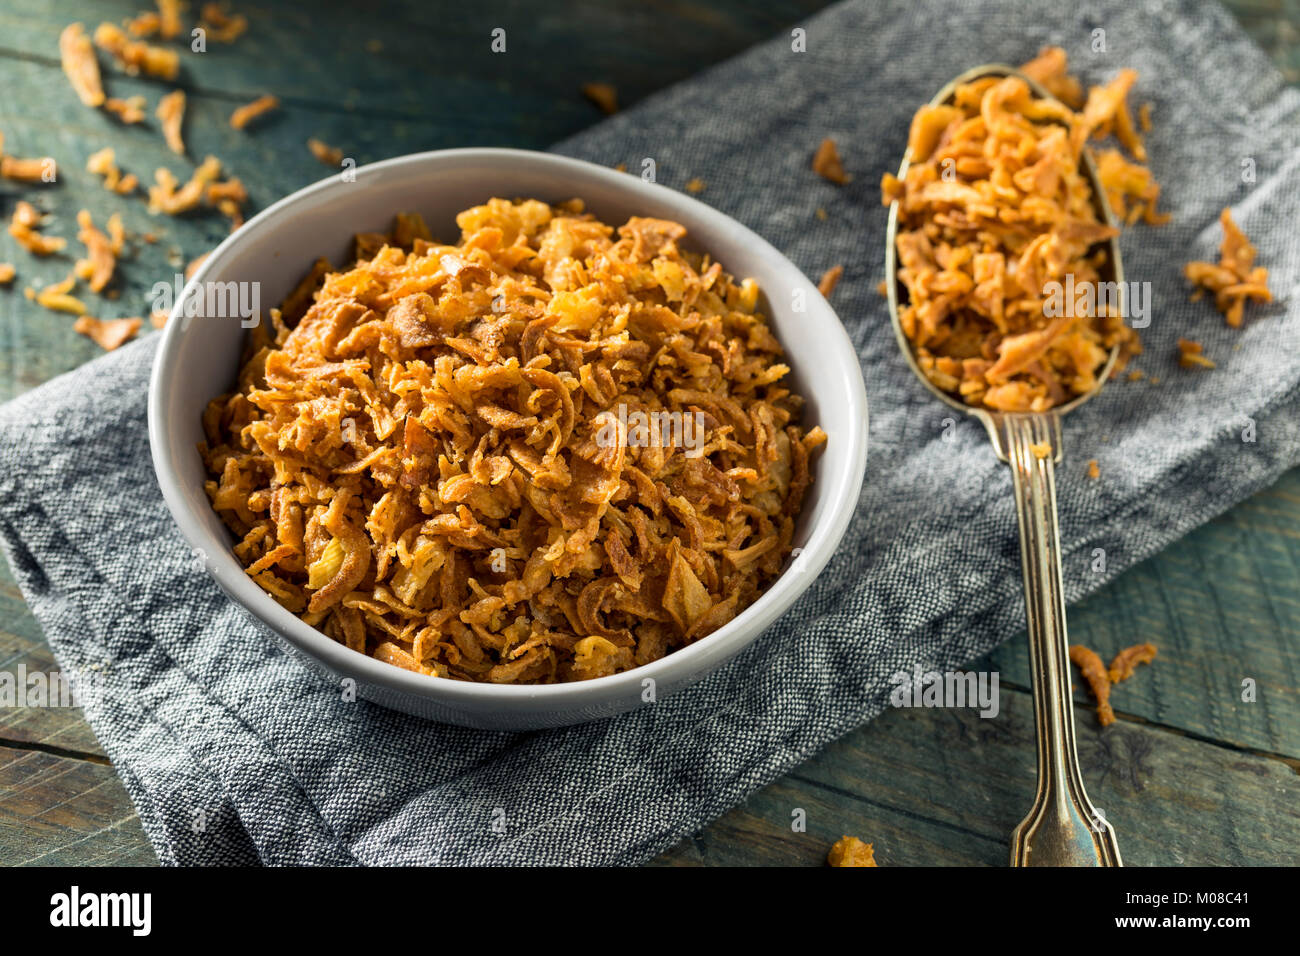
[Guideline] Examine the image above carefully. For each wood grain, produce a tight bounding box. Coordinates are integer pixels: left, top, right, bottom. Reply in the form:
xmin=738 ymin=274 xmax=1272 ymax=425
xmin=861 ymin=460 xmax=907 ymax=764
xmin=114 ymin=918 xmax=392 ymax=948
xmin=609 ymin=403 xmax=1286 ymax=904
xmin=653 ymin=682 xmax=1300 ymax=866
xmin=0 ymin=573 xmax=106 ymax=758
xmin=0 ymin=746 xmax=155 ymax=865
xmin=993 ymin=468 xmax=1300 ymax=757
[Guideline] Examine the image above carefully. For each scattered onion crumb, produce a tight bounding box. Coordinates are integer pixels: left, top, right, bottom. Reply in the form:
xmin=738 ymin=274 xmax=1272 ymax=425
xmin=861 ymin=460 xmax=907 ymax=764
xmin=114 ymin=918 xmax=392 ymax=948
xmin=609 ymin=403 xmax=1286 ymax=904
xmin=59 ymin=22 xmax=104 ymax=108
xmin=1029 ymin=441 xmax=1051 ymax=459
xmin=93 ymin=21 xmax=179 ymax=80
xmin=74 ymin=209 xmax=125 ymax=293
xmin=581 ymin=82 xmax=619 ymax=114
xmin=157 ymin=89 xmax=187 ymax=155
xmin=125 ymin=10 xmax=161 ymax=37
xmin=126 ymin=0 xmax=182 ymax=38
xmin=26 ymin=274 xmax=86 ymax=315
xmin=158 ymin=0 xmax=183 ymax=39
xmin=1177 ymin=337 xmax=1215 ymax=369
xmin=218 ymin=200 xmax=243 ymax=231
xmin=685 ymin=177 xmax=705 ymax=194
xmin=103 ymin=96 xmax=147 ymax=124
xmin=87 ymin=147 xmax=138 ymax=195
xmin=0 ymin=132 xmax=56 ymax=184
xmin=308 ymin=138 xmax=344 ymax=166
xmin=1108 ymin=642 xmax=1157 ymax=683
xmin=817 ymin=264 xmax=844 ymax=298
xmin=827 ymin=836 xmax=877 ymax=867
xmin=1086 ymin=459 xmax=1100 ymax=480
xmin=199 ymin=3 xmax=249 ymax=44
xmin=1 ymin=157 xmax=55 ymax=183
xmin=1068 ymin=644 xmax=1114 ymax=725
xmin=1070 ymin=642 xmax=1158 ymax=727
xmin=815 ymin=207 xmax=828 ymax=221
xmin=230 ymin=94 xmax=279 ymax=130
xmin=206 ymin=178 xmax=247 ymax=230
xmin=1184 ymin=208 xmax=1271 ymax=328
xmin=812 ymin=137 xmax=850 ymax=184
xmin=0 ymin=264 xmax=15 ymax=285
xmin=1138 ymin=102 xmax=1153 ymax=132
xmin=205 ymin=180 xmax=247 ymax=206
xmin=148 ymin=155 xmax=222 ymax=214
xmin=75 ymin=315 xmax=142 ymax=350
xmin=8 ymin=201 xmax=66 ymax=255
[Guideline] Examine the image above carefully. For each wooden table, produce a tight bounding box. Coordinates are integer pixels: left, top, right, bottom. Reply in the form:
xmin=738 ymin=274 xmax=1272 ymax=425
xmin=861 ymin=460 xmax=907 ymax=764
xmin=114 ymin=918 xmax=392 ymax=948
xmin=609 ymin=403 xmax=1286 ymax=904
xmin=0 ymin=0 xmax=1296 ymax=867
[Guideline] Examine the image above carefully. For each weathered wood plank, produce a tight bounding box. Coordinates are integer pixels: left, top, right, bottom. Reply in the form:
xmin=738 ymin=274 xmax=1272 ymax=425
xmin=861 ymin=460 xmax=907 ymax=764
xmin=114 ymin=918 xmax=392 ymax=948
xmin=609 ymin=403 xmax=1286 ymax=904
xmin=990 ymin=467 xmax=1300 ymax=756
xmin=654 ymin=683 xmax=1300 ymax=866
xmin=0 ymin=566 xmax=108 ymax=758
xmin=0 ymin=0 xmax=830 ymax=122
xmin=0 ymin=745 xmax=156 ymax=865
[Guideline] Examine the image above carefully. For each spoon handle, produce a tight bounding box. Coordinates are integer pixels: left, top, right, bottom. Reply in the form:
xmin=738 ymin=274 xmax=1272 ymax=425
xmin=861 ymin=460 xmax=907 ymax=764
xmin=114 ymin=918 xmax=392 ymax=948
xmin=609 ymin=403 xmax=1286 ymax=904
xmin=994 ymin=413 xmax=1122 ymax=867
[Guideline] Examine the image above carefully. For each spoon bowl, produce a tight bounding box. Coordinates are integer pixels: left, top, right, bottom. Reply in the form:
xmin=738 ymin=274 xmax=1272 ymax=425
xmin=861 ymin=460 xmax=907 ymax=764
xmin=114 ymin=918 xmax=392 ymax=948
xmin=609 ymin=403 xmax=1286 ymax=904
xmin=885 ymin=64 xmax=1125 ymax=449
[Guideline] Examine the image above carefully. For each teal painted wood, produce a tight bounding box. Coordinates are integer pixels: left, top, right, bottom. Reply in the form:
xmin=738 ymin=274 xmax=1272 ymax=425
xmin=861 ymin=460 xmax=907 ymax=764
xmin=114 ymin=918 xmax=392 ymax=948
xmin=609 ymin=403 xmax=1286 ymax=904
xmin=0 ymin=747 xmax=155 ymax=866
xmin=654 ymin=679 xmax=1300 ymax=866
xmin=0 ymin=0 xmax=1295 ymax=866
xmin=992 ymin=469 xmax=1300 ymax=758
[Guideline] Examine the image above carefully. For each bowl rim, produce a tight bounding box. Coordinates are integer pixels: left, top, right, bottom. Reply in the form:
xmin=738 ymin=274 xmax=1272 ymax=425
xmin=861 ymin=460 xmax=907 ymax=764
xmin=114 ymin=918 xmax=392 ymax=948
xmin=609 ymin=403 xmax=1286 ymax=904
xmin=148 ymin=146 xmax=869 ymax=708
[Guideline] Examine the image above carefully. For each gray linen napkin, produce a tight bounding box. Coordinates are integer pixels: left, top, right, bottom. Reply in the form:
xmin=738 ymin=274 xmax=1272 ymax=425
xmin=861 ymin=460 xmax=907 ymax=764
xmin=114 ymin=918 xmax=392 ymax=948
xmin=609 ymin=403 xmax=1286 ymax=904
xmin=2 ymin=0 xmax=1298 ymax=866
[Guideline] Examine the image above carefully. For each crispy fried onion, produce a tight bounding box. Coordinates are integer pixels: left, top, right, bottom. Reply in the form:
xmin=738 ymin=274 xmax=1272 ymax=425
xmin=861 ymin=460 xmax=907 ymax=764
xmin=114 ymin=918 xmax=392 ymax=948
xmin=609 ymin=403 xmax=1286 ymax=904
xmin=1184 ymin=208 xmax=1272 ymax=329
xmin=881 ymin=48 xmax=1161 ymax=412
xmin=202 ymin=199 xmax=825 ymax=683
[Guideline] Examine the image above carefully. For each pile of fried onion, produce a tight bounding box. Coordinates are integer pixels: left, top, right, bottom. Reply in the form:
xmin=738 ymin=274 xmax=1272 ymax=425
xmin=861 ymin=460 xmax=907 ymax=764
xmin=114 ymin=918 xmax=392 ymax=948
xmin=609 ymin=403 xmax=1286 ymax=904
xmin=882 ymin=48 xmax=1164 ymax=412
xmin=202 ymin=199 xmax=825 ymax=683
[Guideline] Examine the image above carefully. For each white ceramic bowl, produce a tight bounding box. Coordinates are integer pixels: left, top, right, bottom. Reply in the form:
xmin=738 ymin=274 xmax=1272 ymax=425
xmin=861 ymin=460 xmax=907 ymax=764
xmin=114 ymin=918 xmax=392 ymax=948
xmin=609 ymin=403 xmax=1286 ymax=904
xmin=149 ymin=148 xmax=868 ymax=730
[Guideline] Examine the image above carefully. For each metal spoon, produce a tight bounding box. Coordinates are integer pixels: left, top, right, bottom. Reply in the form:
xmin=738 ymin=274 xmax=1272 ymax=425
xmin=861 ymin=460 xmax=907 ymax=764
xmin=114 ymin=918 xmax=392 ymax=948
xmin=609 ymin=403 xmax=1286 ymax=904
xmin=884 ymin=64 xmax=1123 ymax=867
